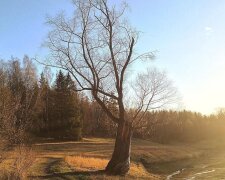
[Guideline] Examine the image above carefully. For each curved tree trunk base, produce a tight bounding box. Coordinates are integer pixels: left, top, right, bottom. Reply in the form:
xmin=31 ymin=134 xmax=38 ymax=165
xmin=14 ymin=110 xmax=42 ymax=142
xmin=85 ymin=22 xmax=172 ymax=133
xmin=105 ymin=158 xmax=130 ymax=175
xmin=105 ymin=121 xmax=132 ymax=176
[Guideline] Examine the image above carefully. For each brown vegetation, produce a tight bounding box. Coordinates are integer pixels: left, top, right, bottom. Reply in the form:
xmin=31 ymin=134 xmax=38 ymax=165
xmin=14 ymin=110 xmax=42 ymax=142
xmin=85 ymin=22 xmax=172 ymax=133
xmin=65 ymin=155 xmax=152 ymax=179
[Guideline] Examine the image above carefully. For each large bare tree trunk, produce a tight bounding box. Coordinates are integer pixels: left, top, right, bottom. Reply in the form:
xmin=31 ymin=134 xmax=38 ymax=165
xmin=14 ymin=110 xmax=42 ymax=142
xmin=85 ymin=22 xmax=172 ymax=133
xmin=45 ymin=0 xmax=177 ymax=176
xmin=105 ymin=121 xmax=132 ymax=175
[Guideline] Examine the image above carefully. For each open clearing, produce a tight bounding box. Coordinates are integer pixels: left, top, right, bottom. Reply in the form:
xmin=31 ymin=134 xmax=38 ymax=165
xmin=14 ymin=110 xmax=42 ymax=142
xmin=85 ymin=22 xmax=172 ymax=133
xmin=0 ymin=138 xmax=225 ymax=179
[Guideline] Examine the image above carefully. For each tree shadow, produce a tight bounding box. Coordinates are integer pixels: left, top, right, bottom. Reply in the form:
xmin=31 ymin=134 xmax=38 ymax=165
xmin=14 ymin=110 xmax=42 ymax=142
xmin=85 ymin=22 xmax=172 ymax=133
xmin=29 ymin=170 xmax=105 ymax=179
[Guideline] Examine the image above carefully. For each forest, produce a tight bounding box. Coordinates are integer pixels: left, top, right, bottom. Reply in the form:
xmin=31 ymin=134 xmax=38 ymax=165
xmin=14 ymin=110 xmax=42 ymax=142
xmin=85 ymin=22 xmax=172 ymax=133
xmin=1 ymin=56 xmax=224 ymax=144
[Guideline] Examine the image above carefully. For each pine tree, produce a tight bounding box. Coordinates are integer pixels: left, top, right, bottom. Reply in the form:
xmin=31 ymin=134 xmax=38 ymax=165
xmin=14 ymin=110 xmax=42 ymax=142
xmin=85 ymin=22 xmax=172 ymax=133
xmin=35 ymin=72 xmax=51 ymax=133
xmin=50 ymin=71 xmax=81 ymax=140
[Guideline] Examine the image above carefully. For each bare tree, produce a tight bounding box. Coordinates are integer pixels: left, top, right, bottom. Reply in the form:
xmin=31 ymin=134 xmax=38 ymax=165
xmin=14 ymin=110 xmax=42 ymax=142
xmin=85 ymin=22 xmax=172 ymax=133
xmin=130 ymin=68 xmax=177 ymax=129
xmin=44 ymin=0 xmax=177 ymax=175
xmin=0 ymin=58 xmax=38 ymax=179
xmin=0 ymin=57 xmax=38 ymax=145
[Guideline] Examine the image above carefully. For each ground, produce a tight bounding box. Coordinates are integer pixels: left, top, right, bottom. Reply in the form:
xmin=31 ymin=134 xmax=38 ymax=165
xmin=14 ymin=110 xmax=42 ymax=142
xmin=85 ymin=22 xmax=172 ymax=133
xmin=0 ymin=137 xmax=225 ymax=179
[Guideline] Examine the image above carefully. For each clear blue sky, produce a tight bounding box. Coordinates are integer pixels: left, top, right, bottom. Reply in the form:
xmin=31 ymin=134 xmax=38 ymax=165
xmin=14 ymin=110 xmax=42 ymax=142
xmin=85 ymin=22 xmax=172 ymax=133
xmin=1 ymin=0 xmax=225 ymax=115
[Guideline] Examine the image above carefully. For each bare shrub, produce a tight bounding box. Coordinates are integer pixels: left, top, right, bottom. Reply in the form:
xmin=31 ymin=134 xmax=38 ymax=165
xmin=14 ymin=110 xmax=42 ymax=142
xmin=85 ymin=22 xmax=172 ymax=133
xmin=0 ymin=145 xmax=36 ymax=180
xmin=12 ymin=145 xmax=36 ymax=179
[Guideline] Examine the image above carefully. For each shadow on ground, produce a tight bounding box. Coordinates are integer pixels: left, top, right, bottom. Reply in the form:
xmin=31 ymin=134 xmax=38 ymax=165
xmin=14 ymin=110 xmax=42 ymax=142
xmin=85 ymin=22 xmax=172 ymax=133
xmin=29 ymin=170 xmax=105 ymax=179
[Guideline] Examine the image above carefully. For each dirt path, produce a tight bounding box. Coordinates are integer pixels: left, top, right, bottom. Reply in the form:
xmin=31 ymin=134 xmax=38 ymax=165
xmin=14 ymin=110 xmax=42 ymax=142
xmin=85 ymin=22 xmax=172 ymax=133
xmin=30 ymin=156 xmax=106 ymax=179
xmin=29 ymin=157 xmax=72 ymax=179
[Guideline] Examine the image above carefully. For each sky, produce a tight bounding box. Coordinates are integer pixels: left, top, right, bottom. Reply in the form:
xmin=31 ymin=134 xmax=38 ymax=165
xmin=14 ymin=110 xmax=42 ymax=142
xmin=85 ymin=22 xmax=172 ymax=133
xmin=0 ymin=0 xmax=225 ymax=115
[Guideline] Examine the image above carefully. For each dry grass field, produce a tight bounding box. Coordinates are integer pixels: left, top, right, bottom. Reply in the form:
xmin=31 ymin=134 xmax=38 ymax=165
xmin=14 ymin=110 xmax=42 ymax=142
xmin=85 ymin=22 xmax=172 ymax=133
xmin=1 ymin=138 xmax=224 ymax=179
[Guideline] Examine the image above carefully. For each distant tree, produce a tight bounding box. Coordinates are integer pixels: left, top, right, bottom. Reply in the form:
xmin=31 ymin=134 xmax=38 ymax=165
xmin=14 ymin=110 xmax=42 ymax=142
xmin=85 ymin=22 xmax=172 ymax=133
xmin=65 ymin=72 xmax=76 ymax=91
xmin=33 ymin=72 xmax=50 ymax=132
xmin=8 ymin=59 xmax=24 ymax=96
xmin=80 ymin=95 xmax=93 ymax=135
xmin=45 ymin=0 xmax=177 ymax=175
xmin=0 ymin=56 xmax=38 ymax=145
xmin=38 ymin=67 xmax=53 ymax=132
xmin=83 ymin=98 xmax=117 ymax=137
xmin=55 ymin=70 xmax=66 ymax=91
xmin=50 ymin=71 xmax=81 ymax=140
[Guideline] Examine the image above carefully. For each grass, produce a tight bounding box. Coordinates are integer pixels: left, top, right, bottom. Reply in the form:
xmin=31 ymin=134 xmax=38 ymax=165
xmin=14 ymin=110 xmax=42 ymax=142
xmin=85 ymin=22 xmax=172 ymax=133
xmin=1 ymin=137 xmax=224 ymax=179
xmin=65 ymin=156 xmax=108 ymax=171
xmin=65 ymin=155 xmax=155 ymax=179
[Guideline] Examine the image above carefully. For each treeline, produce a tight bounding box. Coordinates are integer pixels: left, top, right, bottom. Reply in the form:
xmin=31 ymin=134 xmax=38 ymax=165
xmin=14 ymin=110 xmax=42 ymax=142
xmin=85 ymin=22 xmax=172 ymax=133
xmin=84 ymin=106 xmax=225 ymax=143
xmin=0 ymin=56 xmax=117 ymax=142
xmin=0 ymin=56 xmax=82 ymax=141
xmin=1 ymin=56 xmax=225 ymax=144
xmin=134 ymin=110 xmax=225 ymax=143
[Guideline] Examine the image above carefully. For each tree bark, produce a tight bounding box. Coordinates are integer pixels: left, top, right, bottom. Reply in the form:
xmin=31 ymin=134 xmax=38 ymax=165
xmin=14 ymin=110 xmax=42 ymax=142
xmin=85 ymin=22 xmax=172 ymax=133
xmin=105 ymin=121 xmax=132 ymax=175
